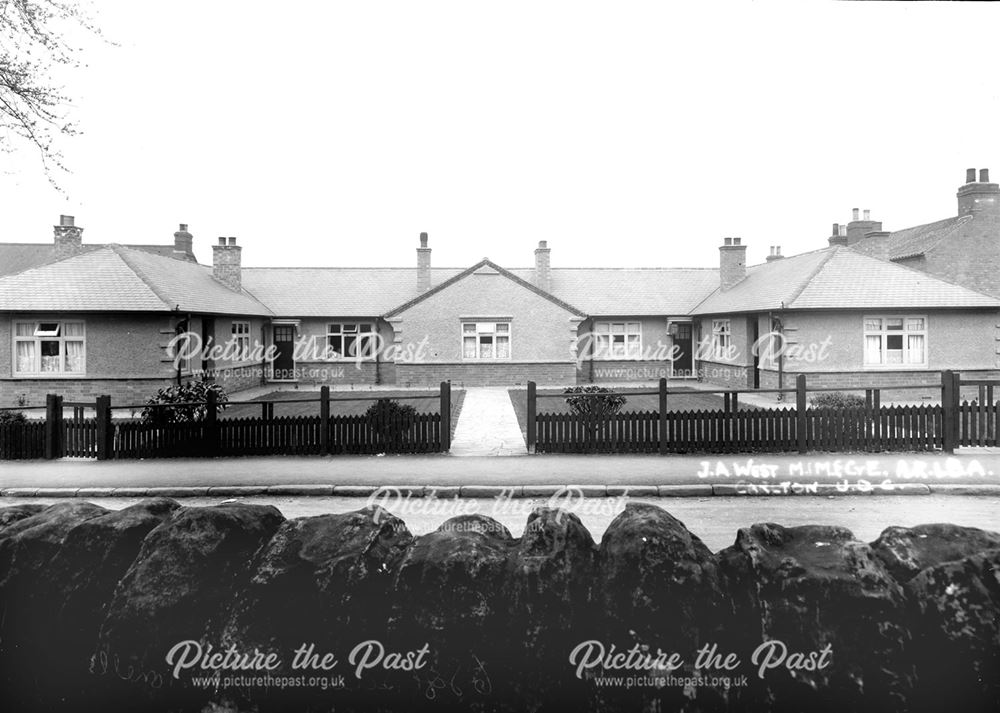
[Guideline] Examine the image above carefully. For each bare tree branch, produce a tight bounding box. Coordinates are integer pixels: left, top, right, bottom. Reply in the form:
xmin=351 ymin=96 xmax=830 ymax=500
xmin=0 ymin=0 xmax=106 ymax=189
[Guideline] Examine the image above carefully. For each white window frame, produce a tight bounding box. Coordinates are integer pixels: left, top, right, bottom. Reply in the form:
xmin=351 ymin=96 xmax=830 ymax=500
xmin=13 ymin=320 xmax=87 ymax=377
xmin=712 ymin=319 xmax=731 ymax=360
xmin=593 ymin=321 xmax=642 ymax=359
xmin=231 ymin=320 xmax=251 ymax=361
xmin=461 ymin=321 xmax=511 ymax=360
xmin=863 ymin=315 xmax=928 ymax=369
xmin=326 ymin=322 xmax=376 ymax=361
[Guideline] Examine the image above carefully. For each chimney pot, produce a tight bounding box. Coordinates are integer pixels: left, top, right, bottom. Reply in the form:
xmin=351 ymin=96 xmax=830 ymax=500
xmin=228 ymin=237 xmax=237 ymax=246
xmin=59 ymin=215 xmax=75 ymax=227
xmin=179 ymin=223 xmax=187 ymax=231
xmin=863 ymin=209 xmax=870 ymax=220
xmin=852 ymin=208 xmax=860 ymax=221
xmin=419 ymin=231 xmax=428 ymax=248
xmin=967 ymin=168 xmax=977 ymax=183
xmin=723 ymin=237 xmax=733 ymax=246
xmin=218 ymin=237 xmax=226 ymax=246
xmin=538 ymin=240 xmax=547 ymax=248
xmin=831 ymin=222 xmax=839 ymax=236
xmin=981 ymin=168 xmax=990 ymax=183
xmin=839 ymin=224 xmax=847 ymax=236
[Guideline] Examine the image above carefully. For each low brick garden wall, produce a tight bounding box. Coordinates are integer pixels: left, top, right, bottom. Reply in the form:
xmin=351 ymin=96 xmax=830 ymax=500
xmin=0 ymin=500 xmax=997 ymax=712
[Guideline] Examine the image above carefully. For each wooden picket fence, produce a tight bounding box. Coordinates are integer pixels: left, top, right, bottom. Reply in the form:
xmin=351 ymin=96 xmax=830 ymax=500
xmin=534 ymin=404 xmax=944 ymax=454
xmin=108 ymin=413 xmax=443 ymax=458
xmin=528 ymin=373 xmax=979 ymax=455
xmin=0 ymin=383 xmax=450 ymax=460
xmin=0 ymin=419 xmax=46 ymax=460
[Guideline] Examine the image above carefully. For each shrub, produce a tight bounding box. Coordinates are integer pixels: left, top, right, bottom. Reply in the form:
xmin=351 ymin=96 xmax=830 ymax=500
xmin=140 ymin=380 xmax=229 ymax=424
xmin=365 ymin=399 xmax=417 ymax=440
xmin=810 ymin=392 xmax=867 ymax=409
xmin=0 ymin=410 xmax=28 ymax=424
xmin=563 ymin=386 xmax=627 ymax=418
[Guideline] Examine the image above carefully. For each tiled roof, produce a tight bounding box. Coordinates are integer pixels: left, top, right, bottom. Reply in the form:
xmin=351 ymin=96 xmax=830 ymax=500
xmin=850 ymin=216 xmax=967 ymax=261
xmin=0 ymin=246 xmax=271 ymax=315
xmin=243 ymin=265 xmax=720 ymax=317
xmin=524 ymin=267 xmax=720 ymax=316
xmin=692 ymin=246 xmax=1000 ymax=314
xmin=241 ymin=267 xmax=467 ymax=317
xmin=386 ymin=260 xmax=588 ymax=318
xmin=0 ymin=242 xmax=193 ymax=278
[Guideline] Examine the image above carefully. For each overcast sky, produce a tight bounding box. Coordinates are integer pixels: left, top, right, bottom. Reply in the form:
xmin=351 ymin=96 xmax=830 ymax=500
xmin=3 ymin=1 xmax=999 ymax=271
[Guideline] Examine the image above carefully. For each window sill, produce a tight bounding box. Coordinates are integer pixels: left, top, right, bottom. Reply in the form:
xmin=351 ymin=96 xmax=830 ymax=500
xmin=862 ymin=364 xmax=929 ymax=371
xmin=12 ymin=373 xmax=86 ymax=379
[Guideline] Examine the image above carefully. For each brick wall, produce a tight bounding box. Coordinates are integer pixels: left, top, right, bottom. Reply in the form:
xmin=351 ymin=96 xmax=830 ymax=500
xmin=395 ymin=362 xmax=576 ymax=387
xmin=697 ymin=360 xmax=752 ymax=388
xmin=758 ymin=368 xmax=1000 ymax=402
xmin=388 ymin=269 xmax=581 ymax=364
xmin=581 ymin=359 xmax=672 ymax=383
xmin=0 ymin=378 xmax=175 ymax=409
xmin=286 ymin=361 xmax=380 ymax=386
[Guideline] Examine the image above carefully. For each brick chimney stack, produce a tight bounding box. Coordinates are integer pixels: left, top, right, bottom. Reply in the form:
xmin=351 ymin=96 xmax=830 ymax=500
xmin=417 ymin=232 xmax=431 ymax=293
xmin=846 ymin=208 xmax=882 ymax=245
xmin=828 ymin=221 xmax=847 ymax=247
xmin=534 ymin=240 xmax=551 ymax=292
xmin=53 ymin=215 xmax=83 ymax=259
xmin=719 ymin=237 xmax=747 ymax=290
xmin=173 ymin=224 xmax=194 ymax=258
xmin=957 ymin=167 xmax=1000 ymax=216
xmin=765 ymin=245 xmax=784 ymax=262
xmin=212 ymin=236 xmax=242 ymax=291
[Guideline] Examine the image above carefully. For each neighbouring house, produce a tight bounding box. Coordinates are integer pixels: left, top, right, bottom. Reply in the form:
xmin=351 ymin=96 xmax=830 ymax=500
xmin=831 ymin=168 xmax=1000 ymax=299
xmin=1 ymin=166 xmax=999 ymax=406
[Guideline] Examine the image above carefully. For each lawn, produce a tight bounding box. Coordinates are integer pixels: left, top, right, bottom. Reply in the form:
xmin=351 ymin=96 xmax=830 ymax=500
xmin=506 ymin=387 xmax=753 ymax=440
xmin=223 ymin=389 xmax=466 ymax=440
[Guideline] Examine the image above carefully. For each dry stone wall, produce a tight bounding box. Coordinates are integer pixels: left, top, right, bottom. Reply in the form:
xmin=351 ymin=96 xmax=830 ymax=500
xmin=0 ymin=500 xmax=997 ymax=712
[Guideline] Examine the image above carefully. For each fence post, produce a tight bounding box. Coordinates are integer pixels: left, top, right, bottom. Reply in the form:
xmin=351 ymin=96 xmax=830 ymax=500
xmin=941 ymin=370 xmax=957 ymax=453
xmin=320 ymin=386 xmax=330 ymax=454
xmin=796 ymin=374 xmax=807 ymax=454
xmin=95 ymin=395 xmax=112 ymax=460
xmin=658 ymin=377 xmax=668 ymax=455
xmin=44 ymin=393 xmax=63 ymax=459
xmin=440 ymin=381 xmax=451 ymax=452
xmin=526 ymin=381 xmax=537 ymax=454
xmin=206 ymin=390 xmax=218 ymax=457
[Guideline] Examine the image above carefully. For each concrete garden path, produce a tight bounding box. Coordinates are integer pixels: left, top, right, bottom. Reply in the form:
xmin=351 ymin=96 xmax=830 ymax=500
xmin=449 ymin=387 xmax=527 ymax=456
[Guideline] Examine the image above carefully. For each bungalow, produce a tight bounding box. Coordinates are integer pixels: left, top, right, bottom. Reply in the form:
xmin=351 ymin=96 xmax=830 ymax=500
xmin=1 ymin=168 xmax=998 ymax=406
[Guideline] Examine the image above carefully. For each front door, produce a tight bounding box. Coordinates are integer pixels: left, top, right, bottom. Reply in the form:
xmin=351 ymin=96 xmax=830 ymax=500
xmin=672 ymin=323 xmax=693 ymax=377
xmin=272 ymin=325 xmax=296 ymax=381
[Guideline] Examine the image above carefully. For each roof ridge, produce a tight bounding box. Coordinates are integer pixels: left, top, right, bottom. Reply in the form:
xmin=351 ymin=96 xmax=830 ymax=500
xmin=109 ymin=245 xmax=174 ymax=309
xmin=784 ymin=247 xmax=840 ymax=308
xmin=384 ymin=258 xmax=587 ymax=318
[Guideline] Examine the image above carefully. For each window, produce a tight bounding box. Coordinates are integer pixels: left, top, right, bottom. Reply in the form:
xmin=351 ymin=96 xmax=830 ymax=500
xmin=594 ymin=321 xmax=642 ymax=358
xmin=864 ymin=316 xmax=927 ymax=367
xmin=327 ymin=323 xmax=375 ymax=360
xmin=231 ymin=321 xmax=251 ymax=360
xmin=712 ymin=319 xmax=731 ymax=359
xmin=13 ymin=320 xmax=85 ymax=375
xmin=462 ymin=322 xmax=511 ymax=360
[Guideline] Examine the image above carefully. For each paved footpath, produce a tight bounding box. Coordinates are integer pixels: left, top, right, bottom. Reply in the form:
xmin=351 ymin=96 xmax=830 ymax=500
xmin=449 ymin=388 xmax=527 ymax=456
xmin=2 ymin=451 xmax=1000 ymax=499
